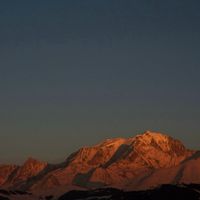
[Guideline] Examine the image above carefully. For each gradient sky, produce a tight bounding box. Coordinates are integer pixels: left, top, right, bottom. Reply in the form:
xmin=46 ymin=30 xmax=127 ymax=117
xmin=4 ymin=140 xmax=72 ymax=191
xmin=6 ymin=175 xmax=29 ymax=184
xmin=0 ymin=0 xmax=200 ymax=164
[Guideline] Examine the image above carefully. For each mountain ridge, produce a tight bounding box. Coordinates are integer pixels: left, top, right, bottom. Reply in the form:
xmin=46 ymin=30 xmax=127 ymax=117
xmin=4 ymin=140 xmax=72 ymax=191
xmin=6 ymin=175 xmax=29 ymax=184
xmin=0 ymin=131 xmax=199 ymax=197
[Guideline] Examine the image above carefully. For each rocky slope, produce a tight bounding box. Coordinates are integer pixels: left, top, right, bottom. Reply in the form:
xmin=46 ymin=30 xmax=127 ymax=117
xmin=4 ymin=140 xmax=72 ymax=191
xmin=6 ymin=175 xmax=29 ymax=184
xmin=0 ymin=131 xmax=199 ymax=195
xmin=70 ymin=131 xmax=194 ymax=189
xmin=0 ymin=165 xmax=18 ymax=186
xmin=0 ymin=158 xmax=47 ymax=189
xmin=127 ymin=151 xmax=200 ymax=190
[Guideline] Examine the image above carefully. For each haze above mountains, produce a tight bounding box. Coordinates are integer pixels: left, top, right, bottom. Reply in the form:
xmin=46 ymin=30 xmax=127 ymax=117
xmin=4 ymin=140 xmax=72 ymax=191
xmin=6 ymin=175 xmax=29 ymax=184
xmin=0 ymin=131 xmax=200 ymax=199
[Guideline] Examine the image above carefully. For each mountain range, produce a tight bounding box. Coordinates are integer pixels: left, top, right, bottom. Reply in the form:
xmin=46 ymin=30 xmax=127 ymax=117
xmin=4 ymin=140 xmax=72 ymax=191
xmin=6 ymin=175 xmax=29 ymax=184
xmin=0 ymin=131 xmax=200 ymax=199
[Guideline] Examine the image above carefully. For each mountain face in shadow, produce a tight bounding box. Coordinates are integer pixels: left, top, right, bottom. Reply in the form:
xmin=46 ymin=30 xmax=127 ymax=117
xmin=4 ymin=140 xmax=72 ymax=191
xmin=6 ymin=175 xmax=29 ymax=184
xmin=58 ymin=184 xmax=200 ymax=200
xmin=0 ymin=184 xmax=200 ymax=200
xmin=0 ymin=131 xmax=200 ymax=199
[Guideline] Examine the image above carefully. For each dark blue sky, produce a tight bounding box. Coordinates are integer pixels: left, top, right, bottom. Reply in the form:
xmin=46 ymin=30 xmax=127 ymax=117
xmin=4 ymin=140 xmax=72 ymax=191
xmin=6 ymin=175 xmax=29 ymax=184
xmin=0 ymin=0 xmax=200 ymax=164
